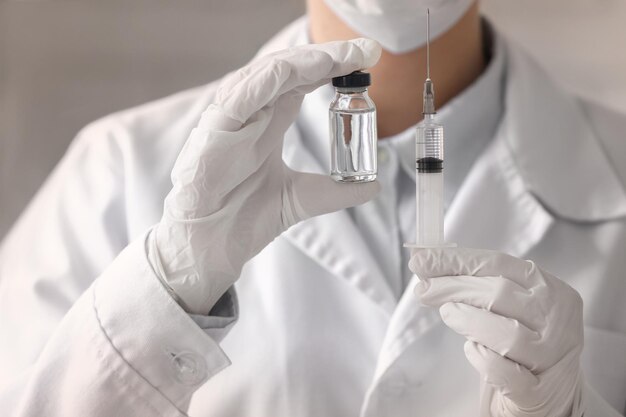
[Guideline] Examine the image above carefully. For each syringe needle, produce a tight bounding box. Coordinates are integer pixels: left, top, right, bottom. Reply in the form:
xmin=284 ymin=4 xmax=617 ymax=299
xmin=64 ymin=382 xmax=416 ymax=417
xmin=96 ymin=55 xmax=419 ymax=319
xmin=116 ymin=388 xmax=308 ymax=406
xmin=427 ymin=8 xmax=430 ymax=80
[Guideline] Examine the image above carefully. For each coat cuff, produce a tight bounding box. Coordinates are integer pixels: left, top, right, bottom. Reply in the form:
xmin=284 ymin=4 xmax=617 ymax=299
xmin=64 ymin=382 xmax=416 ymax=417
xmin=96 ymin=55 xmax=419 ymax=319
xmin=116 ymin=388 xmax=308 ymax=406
xmin=92 ymin=231 xmax=232 ymax=411
xmin=189 ymin=286 xmax=238 ymax=342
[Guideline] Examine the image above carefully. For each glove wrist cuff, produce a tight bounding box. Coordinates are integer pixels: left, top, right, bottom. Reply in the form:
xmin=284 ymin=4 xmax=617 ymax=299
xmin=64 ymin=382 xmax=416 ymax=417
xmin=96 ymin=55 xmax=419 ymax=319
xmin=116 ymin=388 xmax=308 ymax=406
xmin=147 ymin=226 xmax=196 ymax=313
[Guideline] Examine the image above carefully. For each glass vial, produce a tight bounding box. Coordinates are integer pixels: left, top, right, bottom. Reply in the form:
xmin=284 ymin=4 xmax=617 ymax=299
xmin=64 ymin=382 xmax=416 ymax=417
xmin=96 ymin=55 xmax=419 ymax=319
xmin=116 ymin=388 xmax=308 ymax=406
xmin=329 ymin=71 xmax=377 ymax=183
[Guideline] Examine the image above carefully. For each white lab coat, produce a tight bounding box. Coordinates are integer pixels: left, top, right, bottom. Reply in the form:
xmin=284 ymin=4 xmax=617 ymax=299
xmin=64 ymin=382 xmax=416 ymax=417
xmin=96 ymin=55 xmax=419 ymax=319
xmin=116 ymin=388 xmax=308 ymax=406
xmin=1 ymin=17 xmax=625 ymax=417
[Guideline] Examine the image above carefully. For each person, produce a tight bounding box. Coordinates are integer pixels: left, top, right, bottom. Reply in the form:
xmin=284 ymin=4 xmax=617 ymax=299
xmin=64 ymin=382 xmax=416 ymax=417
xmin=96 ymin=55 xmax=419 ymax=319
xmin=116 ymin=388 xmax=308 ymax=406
xmin=0 ymin=0 xmax=625 ymax=415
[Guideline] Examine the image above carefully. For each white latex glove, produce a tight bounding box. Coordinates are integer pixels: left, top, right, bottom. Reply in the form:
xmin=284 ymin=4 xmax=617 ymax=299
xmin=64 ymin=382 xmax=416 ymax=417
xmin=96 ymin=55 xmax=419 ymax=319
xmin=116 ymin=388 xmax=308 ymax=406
xmin=409 ymin=247 xmax=585 ymax=417
xmin=150 ymin=39 xmax=382 ymax=315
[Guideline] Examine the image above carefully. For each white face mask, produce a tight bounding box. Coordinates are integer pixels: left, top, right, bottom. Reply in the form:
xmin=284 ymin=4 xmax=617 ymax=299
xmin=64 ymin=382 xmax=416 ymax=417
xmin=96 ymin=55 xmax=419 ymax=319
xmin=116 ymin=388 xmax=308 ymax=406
xmin=323 ymin=0 xmax=476 ymax=54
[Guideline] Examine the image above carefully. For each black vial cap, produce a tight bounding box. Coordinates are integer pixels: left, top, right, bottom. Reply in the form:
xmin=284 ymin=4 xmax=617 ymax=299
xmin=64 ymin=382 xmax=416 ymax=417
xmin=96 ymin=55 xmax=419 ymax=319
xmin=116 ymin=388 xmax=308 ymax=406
xmin=332 ymin=71 xmax=371 ymax=88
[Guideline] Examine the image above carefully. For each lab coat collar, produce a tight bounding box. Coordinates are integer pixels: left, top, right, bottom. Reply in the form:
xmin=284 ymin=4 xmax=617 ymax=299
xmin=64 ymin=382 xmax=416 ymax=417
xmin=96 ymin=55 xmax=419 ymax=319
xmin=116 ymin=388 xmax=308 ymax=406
xmin=444 ymin=125 xmax=556 ymax=256
xmin=501 ymin=38 xmax=626 ymax=222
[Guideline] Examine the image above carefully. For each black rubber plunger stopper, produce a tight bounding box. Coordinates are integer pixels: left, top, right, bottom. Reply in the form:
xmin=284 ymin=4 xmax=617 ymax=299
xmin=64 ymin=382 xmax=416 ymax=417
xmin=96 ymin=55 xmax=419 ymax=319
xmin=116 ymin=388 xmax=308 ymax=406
xmin=417 ymin=157 xmax=443 ymax=173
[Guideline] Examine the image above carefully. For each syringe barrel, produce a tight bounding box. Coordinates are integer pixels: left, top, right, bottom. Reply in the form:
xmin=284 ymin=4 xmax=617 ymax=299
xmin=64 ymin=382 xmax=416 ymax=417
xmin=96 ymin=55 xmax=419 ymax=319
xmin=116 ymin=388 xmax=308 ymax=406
xmin=416 ymin=114 xmax=443 ymax=166
xmin=415 ymin=115 xmax=444 ymax=246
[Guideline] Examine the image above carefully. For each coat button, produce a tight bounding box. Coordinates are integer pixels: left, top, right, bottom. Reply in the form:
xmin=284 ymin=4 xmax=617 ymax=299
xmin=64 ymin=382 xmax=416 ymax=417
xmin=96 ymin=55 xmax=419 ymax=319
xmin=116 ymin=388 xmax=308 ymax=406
xmin=170 ymin=351 xmax=208 ymax=386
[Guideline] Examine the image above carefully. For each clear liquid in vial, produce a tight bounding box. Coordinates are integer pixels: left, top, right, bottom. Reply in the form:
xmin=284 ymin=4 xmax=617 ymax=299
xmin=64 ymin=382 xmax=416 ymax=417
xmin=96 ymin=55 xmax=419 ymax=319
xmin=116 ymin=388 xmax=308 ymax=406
xmin=330 ymin=108 xmax=377 ymax=182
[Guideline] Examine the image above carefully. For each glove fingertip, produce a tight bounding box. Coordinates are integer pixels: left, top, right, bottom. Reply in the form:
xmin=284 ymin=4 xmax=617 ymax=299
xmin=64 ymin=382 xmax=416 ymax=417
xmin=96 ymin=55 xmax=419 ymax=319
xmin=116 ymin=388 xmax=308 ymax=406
xmin=290 ymin=174 xmax=379 ymax=221
xmin=198 ymin=105 xmax=243 ymax=132
xmin=327 ymin=178 xmax=381 ymax=207
xmin=439 ymin=302 xmax=458 ymax=321
xmin=464 ymin=340 xmax=481 ymax=359
xmin=408 ymin=248 xmax=439 ymax=279
xmin=351 ymin=38 xmax=382 ymax=68
xmin=414 ymin=278 xmax=430 ymax=295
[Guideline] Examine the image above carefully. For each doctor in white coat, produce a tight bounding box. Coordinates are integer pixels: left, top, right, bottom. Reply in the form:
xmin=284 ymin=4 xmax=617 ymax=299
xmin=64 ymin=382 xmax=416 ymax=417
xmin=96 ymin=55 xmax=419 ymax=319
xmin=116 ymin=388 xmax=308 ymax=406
xmin=0 ymin=0 xmax=625 ymax=416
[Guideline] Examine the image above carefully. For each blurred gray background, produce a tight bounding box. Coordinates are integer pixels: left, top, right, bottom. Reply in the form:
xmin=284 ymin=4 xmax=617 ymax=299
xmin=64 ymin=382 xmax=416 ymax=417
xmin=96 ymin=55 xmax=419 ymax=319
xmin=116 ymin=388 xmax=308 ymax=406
xmin=2 ymin=0 xmax=626 ymax=238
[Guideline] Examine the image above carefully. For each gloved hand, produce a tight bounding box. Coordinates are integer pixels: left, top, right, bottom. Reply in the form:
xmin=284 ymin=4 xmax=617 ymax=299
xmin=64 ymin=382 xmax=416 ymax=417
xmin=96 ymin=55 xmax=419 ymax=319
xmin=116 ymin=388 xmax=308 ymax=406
xmin=409 ymin=247 xmax=585 ymax=417
xmin=149 ymin=39 xmax=382 ymax=315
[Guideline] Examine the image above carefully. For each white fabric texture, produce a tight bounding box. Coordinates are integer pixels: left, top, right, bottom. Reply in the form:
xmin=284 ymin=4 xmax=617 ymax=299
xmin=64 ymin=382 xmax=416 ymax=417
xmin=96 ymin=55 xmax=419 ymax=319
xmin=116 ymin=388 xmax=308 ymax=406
xmin=0 ymin=232 xmax=233 ymax=416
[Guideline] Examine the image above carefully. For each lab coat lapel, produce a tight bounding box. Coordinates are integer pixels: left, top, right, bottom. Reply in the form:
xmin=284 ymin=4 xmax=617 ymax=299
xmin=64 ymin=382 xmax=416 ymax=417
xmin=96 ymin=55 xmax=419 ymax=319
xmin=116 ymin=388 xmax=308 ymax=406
xmin=444 ymin=127 xmax=555 ymax=257
xmin=281 ymin=125 xmax=397 ymax=316
xmin=501 ymin=42 xmax=626 ymax=222
xmin=360 ymin=125 xmax=556 ymax=416
xmin=358 ymin=135 xmax=543 ymax=415
xmin=443 ymin=41 xmax=569 ymax=256
xmin=362 ymin=38 xmax=626 ymax=414
xmin=445 ymin=37 xmax=626 ymax=252
xmin=362 ymin=38 xmax=578 ymax=414
xmin=360 ymin=275 xmax=443 ymax=416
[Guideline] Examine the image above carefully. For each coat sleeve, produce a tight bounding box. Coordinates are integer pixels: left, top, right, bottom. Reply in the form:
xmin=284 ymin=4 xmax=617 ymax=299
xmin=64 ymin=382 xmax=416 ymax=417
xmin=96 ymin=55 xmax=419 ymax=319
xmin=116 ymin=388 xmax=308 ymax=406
xmin=0 ymin=118 xmax=233 ymax=416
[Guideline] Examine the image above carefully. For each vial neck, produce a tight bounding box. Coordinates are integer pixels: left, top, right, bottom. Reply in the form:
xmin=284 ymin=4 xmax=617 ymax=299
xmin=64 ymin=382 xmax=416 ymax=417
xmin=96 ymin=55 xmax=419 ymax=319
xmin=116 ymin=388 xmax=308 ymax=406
xmin=336 ymin=87 xmax=367 ymax=94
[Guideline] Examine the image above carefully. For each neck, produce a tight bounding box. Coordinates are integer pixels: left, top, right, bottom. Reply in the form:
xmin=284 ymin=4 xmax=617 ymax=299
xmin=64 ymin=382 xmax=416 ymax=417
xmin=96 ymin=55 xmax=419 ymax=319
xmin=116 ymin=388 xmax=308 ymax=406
xmin=308 ymin=1 xmax=485 ymax=138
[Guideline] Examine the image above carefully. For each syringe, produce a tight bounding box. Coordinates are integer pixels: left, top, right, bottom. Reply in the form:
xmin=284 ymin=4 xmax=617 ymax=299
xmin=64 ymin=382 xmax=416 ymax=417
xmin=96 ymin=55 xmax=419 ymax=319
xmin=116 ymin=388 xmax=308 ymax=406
xmin=415 ymin=80 xmax=444 ymax=246
xmin=405 ymin=9 xmax=452 ymax=249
